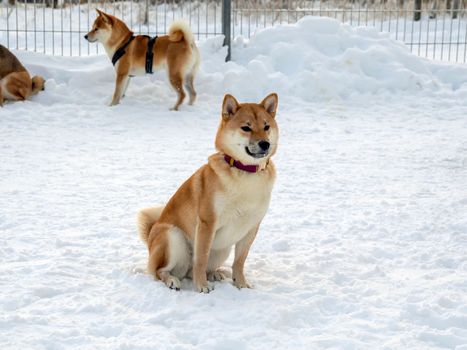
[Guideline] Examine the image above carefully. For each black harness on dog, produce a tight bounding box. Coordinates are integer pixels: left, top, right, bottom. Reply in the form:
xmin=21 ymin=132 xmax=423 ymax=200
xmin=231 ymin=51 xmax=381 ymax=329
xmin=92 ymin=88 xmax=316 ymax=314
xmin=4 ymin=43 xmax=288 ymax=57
xmin=143 ymin=35 xmax=157 ymax=74
xmin=111 ymin=34 xmax=158 ymax=74
xmin=111 ymin=34 xmax=135 ymax=66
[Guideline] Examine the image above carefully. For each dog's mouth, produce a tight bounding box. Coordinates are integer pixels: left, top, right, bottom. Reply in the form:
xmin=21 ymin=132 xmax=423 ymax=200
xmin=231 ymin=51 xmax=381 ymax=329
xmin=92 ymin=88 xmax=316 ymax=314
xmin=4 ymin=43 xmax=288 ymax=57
xmin=86 ymin=37 xmax=98 ymax=43
xmin=245 ymin=147 xmax=268 ymax=159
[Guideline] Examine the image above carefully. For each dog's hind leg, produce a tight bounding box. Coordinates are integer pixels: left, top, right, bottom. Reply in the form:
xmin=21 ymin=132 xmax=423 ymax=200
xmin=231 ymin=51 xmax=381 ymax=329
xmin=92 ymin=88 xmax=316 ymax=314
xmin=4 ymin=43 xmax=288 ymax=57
xmin=159 ymin=271 xmax=181 ymax=291
xmin=122 ymin=77 xmax=131 ymax=98
xmin=169 ymin=71 xmax=186 ymax=111
xmin=184 ymin=73 xmax=197 ymax=106
xmin=2 ymin=72 xmax=31 ymax=102
xmin=184 ymin=52 xmax=199 ymax=106
xmin=148 ymin=223 xmax=190 ymax=291
xmin=147 ymin=223 xmax=170 ymax=279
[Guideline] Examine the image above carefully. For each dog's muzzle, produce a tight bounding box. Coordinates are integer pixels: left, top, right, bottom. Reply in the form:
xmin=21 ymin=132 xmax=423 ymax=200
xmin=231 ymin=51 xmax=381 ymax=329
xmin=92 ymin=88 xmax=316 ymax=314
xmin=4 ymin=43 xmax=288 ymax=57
xmin=245 ymin=140 xmax=270 ymax=158
xmin=84 ymin=35 xmax=97 ymax=43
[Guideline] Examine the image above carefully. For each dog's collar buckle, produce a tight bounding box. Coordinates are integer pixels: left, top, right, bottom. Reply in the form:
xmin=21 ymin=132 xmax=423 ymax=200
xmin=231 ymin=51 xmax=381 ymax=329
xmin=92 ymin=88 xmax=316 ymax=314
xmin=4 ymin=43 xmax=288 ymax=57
xmin=224 ymin=155 xmax=260 ymax=173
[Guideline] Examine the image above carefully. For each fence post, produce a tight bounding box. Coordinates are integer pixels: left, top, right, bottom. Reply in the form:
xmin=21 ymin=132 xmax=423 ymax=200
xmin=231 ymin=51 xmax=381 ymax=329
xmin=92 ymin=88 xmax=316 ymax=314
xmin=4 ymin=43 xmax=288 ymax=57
xmin=222 ymin=0 xmax=231 ymax=61
xmin=452 ymin=0 xmax=459 ymax=19
xmin=413 ymin=0 xmax=422 ymax=21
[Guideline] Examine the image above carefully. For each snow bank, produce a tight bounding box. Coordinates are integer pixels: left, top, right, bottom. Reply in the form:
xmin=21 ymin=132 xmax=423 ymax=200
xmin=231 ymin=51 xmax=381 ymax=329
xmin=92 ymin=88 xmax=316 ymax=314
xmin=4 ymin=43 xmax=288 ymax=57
xmin=200 ymin=16 xmax=467 ymax=102
xmin=13 ymin=16 xmax=467 ymax=105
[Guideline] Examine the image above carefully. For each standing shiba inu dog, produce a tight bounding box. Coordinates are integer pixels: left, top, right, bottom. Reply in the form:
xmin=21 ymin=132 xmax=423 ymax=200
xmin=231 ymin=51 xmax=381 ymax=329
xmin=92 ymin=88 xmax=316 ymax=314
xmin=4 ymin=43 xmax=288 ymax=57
xmin=137 ymin=93 xmax=279 ymax=293
xmin=84 ymin=9 xmax=200 ymax=110
xmin=0 ymin=45 xmax=45 ymax=107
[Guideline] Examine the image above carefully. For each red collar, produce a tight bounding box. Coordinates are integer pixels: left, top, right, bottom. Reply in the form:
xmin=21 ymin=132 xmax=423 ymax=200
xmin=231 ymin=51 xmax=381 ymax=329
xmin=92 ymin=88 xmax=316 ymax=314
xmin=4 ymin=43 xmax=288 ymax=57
xmin=224 ymin=154 xmax=259 ymax=173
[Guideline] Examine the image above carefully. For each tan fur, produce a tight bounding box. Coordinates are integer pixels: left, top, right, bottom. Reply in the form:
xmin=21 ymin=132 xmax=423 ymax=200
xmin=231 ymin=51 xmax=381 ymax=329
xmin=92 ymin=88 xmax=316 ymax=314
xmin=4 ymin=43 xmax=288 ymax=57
xmin=85 ymin=10 xmax=200 ymax=110
xmin=31 ymin=76 xmax=46 ymax=95
xmin=0 ymin=45 xmax=45 ymax=106
xmin=137 ymin=206 xmax=165 ymax=243
xmin=138 ymin=93 xmax=279 ymax=292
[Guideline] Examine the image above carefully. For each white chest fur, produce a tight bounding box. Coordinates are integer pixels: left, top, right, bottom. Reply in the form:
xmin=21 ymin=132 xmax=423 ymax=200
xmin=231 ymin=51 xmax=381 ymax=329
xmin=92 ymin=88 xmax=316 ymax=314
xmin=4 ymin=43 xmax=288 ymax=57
xmin=211 ymin=171 xmax=273 ymax=250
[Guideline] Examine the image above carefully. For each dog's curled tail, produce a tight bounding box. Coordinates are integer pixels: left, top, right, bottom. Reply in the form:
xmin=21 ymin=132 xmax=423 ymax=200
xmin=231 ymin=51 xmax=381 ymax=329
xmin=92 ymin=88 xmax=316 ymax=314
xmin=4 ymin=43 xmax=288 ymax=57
xmin=168 ymin=20 xmax=195 ymax=46
xmin=137 ymin=206 xmax=165 ymax=244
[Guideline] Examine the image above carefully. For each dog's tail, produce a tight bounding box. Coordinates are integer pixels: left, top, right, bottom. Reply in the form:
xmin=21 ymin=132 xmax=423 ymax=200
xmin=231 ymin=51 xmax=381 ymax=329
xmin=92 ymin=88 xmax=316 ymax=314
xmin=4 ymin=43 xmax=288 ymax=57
xmin=168 ymin=20 xmax=195 ymax=46
xmin=137 ymin=206 xmax=165 ymax=245
xmin=31 ymin=76 xmax=45 ymax=96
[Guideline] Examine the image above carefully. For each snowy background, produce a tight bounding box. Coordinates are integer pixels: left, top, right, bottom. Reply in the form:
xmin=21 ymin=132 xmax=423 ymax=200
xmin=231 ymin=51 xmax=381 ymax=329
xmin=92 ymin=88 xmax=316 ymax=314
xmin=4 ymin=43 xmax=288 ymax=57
xmin=1 ymin=2 xmax=466 ymax=61
xmin=1 ymin=16 xmax=467 ymax=349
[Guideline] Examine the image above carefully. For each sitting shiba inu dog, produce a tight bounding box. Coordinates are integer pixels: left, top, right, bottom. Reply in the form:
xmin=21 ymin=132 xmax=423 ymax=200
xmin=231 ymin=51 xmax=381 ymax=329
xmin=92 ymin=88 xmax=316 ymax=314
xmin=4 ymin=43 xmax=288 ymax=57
xmin=137 ymin=93 xmax=279 ymax=292
xmin=84 ymin=9 xmax=200 ymax=110
xmin=0 ymin=45 xmax=45 ymax=107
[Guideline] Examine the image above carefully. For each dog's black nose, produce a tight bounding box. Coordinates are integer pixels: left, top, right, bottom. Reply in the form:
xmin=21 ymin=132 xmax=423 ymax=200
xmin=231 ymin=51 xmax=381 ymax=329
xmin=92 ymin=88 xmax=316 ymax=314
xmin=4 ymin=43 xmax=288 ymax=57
xmin=258 ymin=140 xmax=270 ymax=151
xmin=84 ymin=34 xmax=88 ymax=40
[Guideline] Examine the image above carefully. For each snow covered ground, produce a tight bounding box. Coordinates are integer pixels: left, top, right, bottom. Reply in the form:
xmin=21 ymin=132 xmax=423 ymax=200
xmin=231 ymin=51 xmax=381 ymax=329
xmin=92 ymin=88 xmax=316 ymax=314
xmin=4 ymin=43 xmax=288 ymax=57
xmin=1 ymin=17 xmax=467 ymax=349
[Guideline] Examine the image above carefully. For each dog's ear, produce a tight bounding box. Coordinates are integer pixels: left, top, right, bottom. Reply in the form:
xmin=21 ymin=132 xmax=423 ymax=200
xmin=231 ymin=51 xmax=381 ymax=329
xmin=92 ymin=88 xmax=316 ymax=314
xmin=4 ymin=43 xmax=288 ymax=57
xmin=96 ymin=9 xmax=113 ymax=24
xmin=260 ymin=93 xmax=278 ymax=118
xmin=222 ymin=94 xmax=240 ymax=121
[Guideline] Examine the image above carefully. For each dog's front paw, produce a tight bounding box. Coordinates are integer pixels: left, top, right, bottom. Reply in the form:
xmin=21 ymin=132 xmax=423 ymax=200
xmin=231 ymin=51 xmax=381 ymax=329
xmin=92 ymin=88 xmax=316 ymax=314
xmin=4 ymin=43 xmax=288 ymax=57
xmin=196 ymin=282 xmax=214 ymax=293
xmin=232 ymin=277 xmax=252 ymax=289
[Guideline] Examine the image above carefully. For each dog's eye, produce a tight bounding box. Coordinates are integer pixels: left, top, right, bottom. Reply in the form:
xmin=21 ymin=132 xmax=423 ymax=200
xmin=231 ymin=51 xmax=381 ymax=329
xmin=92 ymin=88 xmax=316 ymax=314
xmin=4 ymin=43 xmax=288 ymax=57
xmin=94 ymin=28 xmax=98 ymax=32
xmin=264 ymin=125 xmax=270 ymax=131
xmin=241 ymin=126 xmax=252 ymax=132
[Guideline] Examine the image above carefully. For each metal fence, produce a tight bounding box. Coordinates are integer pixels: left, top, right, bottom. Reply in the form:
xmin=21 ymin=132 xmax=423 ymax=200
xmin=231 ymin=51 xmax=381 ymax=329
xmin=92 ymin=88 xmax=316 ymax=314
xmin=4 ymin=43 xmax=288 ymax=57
xmin=0 ymin=0 xmax=466 ymax=62
xmin=0 ymin=1 xmax=224 ymax=56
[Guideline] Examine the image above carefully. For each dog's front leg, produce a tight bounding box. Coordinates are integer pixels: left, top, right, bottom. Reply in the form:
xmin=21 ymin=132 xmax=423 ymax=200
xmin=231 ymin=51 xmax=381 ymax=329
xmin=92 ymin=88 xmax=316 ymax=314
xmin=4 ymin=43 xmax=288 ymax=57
xmin=110 ymin=74 xmax=129 ymax=106
xmin=232 ymin=224 xmax=260 ymax=289
xmin=193 ymin=218 xmax=216 ymax=293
